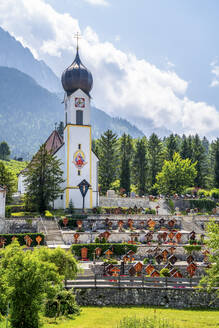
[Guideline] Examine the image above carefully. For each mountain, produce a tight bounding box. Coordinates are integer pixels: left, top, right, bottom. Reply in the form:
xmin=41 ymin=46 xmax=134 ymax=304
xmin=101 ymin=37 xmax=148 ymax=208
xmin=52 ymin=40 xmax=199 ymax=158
xmin=0 ymin=67 xmax=144 ymax=159
xmin=0 ymin=26 xmax=61 ymax=93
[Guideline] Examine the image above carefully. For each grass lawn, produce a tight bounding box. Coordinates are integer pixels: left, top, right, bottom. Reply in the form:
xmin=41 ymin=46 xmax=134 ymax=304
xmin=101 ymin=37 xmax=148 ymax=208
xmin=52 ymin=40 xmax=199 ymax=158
xmin=42 ymin=306 xmax=219 ymax=328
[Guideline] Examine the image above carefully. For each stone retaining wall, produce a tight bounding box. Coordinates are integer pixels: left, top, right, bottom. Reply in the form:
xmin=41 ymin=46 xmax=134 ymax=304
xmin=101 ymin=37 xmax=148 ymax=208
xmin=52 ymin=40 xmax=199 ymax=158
xmin=100 ymin=197 xmax=150 ymax=208
xmin=75 ymin=287 xmax=219 ymax=308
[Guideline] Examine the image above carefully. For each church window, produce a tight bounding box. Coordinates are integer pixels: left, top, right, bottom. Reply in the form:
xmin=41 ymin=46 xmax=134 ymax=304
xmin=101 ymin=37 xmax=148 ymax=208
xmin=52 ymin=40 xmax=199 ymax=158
xmin=78 ymin=170 xmax=81 ymax=176
xmin=76 ymin=110 xmax=83 ymax=125
xmin=78 ymin=144 xmax=81 ymax=150
xmin=60 ymin=195 xmax=63 ymax=200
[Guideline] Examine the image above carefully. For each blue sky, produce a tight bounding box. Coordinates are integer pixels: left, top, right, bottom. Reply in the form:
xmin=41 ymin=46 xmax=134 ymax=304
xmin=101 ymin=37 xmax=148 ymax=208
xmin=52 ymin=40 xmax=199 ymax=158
xmin=1 ymin=0 xmax=219 ymax=137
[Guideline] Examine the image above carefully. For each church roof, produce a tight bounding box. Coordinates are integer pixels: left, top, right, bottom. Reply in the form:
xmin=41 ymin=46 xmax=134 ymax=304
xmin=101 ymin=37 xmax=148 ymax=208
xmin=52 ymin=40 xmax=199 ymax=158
xmin=44 ymin=130 xmax=64 ymax=155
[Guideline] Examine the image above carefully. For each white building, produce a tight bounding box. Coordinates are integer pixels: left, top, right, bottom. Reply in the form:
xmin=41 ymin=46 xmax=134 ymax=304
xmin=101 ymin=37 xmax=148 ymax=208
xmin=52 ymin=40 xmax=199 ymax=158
xmin=0 ymin=186 xmax=6 ymax=218
xmin=18 ymin=47 xmax=99 ymax=209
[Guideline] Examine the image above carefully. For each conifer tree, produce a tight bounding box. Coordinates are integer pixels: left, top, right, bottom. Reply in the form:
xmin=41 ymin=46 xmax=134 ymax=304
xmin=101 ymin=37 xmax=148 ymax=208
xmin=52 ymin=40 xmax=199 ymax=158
xmin=192 ymin=134 xmax=208 ymax=187
xmin=119 ymin=134 xmax=133 ymax=194
xmin=212 ymin=138 xmax=219 ymax=188
xmin=0 ymin=161 xmax=16 ymax=203
xmin=165 ymin=134 xmax=180 ymax=160
xmin=97 ymin=130 xmax=118 ymax=194
xmin=57 ymin=121 xmax=64 ymax=138
xmin=0 ymin=141 xmax=10 ymax=160
xmin=148 ymin=133 xmax=164 ymax=187
xmin=132 ymin=138 xmax=147 ymax=196
xmin=24 ymin=144 xmax=64 ymax=213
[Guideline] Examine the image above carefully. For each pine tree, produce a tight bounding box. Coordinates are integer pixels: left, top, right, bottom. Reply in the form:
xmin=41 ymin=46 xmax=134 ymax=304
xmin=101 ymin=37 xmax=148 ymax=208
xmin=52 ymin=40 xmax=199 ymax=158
xmin=165 ymin=134 xmax=179 ymax=160
xmin=97 ymin=130 xmax=118 ymax=194
xmin=192 ymin=134 xmax=208 ymax=187
xmin=212 ymin=138 xmax=219 ymax=188
xmin=148 ymin=133 xmax=164 ymax=187
xmin=0 ymin=141 xmax=10 ymax=160
xmin=119 ymin=134 xmax=133 ymax=194
xmin=24 ymin=144 xmax=64 ymax=213
xmin=132 ymin=138 xmax=147 ymax=196
xmin=0 ymin=161 xmax=16 ymax=203
xmin=57 ymin=121 xmax=64 ymax=138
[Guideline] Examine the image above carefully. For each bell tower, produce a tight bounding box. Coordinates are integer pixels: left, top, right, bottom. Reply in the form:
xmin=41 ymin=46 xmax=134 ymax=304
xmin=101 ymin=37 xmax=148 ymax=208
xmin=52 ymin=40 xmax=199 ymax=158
xmin=61 ymin=42 xmax=98 ymax=210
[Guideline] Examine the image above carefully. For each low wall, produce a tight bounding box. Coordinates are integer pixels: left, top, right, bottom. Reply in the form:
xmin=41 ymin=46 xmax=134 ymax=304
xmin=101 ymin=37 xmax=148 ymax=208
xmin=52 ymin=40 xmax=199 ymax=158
xmin=75 ymin=287 xmax=219 ymax=308
xmin=100 ymin=197 xmax=150 ymax=208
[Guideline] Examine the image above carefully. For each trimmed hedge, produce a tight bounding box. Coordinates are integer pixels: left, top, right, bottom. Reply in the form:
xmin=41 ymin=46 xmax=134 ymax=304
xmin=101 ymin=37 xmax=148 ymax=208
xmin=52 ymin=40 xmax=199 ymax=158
xmin=190 ymin=199 xmax=216 ymax=212
xmin=58 ymin=215 xmax=88 ymax=229
xmin=0 ymin=233 xmax=45 ymax=247
xmin=71 ymin=243 xmax=138 ymax=260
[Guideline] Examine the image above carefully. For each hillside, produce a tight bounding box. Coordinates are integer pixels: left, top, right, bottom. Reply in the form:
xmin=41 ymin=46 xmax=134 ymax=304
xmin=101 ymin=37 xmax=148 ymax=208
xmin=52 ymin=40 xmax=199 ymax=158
xmin=0 ymin=26 xmax=60 ymax=93
xmin=0 ymin=67 xmax=144 ymax=159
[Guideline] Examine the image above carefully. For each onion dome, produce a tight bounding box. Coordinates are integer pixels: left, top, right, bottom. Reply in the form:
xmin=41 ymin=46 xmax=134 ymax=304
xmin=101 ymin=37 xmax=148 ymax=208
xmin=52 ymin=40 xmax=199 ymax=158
xmin=61 ymin=47 xmax=93 ymax=96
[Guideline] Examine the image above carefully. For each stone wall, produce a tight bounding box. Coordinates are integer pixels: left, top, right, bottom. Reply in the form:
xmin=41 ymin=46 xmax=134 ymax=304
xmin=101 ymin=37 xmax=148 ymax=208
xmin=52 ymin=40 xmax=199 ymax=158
xmin=100 ymin=197 xmax=150 ymax=208
xmin=0 ymin=219 xmax=38 ymax=234
xmin=75 ymin=287 xmax=219 ymax=308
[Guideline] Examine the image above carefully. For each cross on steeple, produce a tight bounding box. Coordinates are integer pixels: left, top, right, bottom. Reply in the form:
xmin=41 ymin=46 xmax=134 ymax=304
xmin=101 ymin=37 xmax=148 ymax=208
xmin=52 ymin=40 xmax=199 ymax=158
xmin=74 ymin=32 xmax=81 ymax=51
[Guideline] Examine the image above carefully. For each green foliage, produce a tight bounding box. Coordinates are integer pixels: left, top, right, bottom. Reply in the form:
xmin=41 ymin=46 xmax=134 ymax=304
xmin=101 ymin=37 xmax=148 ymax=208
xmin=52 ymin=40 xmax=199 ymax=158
xmin=210 ymin=188 xmax=219 ymax=199
xmin=0 ymin=141 xmax=10 ymax=160
xmin=160 ymin=268 xmax=170 ymax=277
xmin=67 ymin=199 xmax=75 ymax=214
xmin=71 ymin=243 xmax=137 ymax=260
xmin=24 ymin=144 xmax=64 ymax=213
xmin=103 ymin=258 xmax=118 ymax=264
xmin=132 ymin=138 xmax=147 ymax=196
xmin=0 ymin=233 xmax=45 ymax=247
xmin=0 ymin=161 xmax=16 ymax=203
xmin=148 ymin=133 xmax=164 ymax=187
xmin=145 ymin=208 xmax=156 ymax=214
xmin=197 ymin=189 xmax=210 ymax=197
xmin=183 ymin=245 xmax=202 ymax=253
xmin=0 ymin=241 xmax=62 ymax=328
xmin=45 ymin=290 xmax=80 ymax=318
xmin=119 ymin=133 xmax=133 ymax=194
xmin=165 ymin=134 xmax=180 ymax=161
xmin=200 ymin=219 xmax=219 ymax=293
xmin=189 ymin=199 xmax=216 ymax=212
xmin=97 ymin=130 xmax=119 ymax=194
xmin=155 ymin=153 xmax=197 ymax=195
xmin=58 ymin=215 xmax=87 ymax=229
xmin=168 ymin=199 xmax=175 ymax=214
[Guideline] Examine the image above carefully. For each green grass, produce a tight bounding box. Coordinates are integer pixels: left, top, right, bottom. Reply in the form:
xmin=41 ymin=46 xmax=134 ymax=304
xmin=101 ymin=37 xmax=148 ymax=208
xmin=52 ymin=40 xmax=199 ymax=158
xmin=1 ymin=307 xmax=218 ymax=328
xmin=42 ymin=307 xmax=219 ymax=328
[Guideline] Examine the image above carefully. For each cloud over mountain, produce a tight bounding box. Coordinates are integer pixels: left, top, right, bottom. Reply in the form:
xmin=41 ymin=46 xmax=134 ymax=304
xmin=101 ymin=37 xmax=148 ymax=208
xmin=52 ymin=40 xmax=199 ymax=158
xmin=0 ymin=0 xmax=219 ymax=138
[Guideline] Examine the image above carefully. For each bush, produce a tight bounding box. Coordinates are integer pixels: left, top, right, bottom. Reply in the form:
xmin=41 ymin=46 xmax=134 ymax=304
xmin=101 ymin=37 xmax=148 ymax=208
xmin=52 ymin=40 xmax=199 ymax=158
xmin=190 ymin=199 xmax=216 ymax=212
xmin=0 ymin=233 xmax=45 ymax=247
xmin=145 ymin=208 xmax=156 ymax=214
xmin=71 ymin=243 xmax=138 ymax=260
xmin=183 ymin=245 xmax=202 ymax=253
xmin=160 ymin=268 xmax=170 ymax=277
xmin=58 ymin=215 xmax=88 ymax=229
xmin=210 ymin=188 xmax=219 ymax=199
xmin=45 ymin=210 xmax=53 ymax=218
xmin=143 ymin=258 xmax=149 ymax=264
xmin=168 ymin=199 xmax=175 ymax=214
xmin=197 ymin=189 xmax=210 ymax=198
xmin=103 ymin=258 xmax=118 ymax=264
xmin=45 ymin=290 xmax=80 ymax=318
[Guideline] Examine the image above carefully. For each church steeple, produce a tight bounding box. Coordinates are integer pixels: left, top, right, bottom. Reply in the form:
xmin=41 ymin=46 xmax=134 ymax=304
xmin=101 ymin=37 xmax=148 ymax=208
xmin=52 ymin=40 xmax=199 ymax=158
xmin=61 ymin=40 xmax=93 ymax=97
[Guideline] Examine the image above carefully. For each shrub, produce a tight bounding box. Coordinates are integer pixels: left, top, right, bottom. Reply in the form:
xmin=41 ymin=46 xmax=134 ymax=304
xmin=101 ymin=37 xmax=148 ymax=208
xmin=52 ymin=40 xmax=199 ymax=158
xmin=197 ymin=189 xmax=210 ymax=198
xmin=71 ymin=243 xmax=137 ymax=260
xmin=58 ymin=215 xmax=88 ymax=229
xmin=210 ymin=188 xmax=219 ymax=199
xmin=45 ymin=290 xmax=80 ymax=318
xmin=168 ymin=199 xmax=175 ymax=214
xmin=45 ymin=210 xmax=53 ymax=218
xmin=145 ymin=208 xmax=156 ymax=215
xmin=183 ymin=245 xmax=202 ymax=253
xmin=143 ymin=258 xmax=149 ymax=264
xmin=0 ymin=233 xmax=45 ymax=247
xmin=160 ymin=268 xmax=170 ymax=277
xmin=190 ymin=199 xmax=216 ymax=212
xmin=103 ymin=258 xmax=118 ymax=264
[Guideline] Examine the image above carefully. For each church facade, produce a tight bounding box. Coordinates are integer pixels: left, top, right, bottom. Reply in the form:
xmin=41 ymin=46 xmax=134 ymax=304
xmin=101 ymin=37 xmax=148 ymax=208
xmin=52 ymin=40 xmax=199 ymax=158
xmin=18 ymin=47 xmax=99 ymax=210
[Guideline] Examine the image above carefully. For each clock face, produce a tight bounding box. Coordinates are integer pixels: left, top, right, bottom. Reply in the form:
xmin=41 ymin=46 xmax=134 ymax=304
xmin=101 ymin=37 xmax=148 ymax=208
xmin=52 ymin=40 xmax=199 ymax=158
xmin=75 ymin=97 xmax=85 ymax=108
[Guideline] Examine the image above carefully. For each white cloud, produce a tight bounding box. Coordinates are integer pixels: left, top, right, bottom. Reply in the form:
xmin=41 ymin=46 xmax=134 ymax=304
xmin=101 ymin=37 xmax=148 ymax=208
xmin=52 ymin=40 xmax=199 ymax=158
xmin=210 ymin=59 xmax=219 ymax=88
xmin=0 ymin=0 xmax=218 ymax=138
xmin=84 ymin=0 xmax=109 ymax=6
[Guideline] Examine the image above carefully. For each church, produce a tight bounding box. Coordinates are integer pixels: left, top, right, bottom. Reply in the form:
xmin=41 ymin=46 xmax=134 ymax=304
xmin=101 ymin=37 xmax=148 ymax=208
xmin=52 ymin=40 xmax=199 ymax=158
xmin=18 ymin=45 xmax=99 ymax=210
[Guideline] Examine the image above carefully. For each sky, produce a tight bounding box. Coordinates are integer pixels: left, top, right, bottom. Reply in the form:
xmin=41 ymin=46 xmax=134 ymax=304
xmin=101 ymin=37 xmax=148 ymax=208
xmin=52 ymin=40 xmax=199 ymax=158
xmin=0 ymin=0 xmax=219 ymax=138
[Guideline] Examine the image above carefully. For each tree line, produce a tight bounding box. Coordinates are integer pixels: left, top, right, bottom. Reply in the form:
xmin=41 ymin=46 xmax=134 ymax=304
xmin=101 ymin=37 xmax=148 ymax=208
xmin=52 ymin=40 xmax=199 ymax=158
xmin=93 ymin=130 xmax=219 ymax=195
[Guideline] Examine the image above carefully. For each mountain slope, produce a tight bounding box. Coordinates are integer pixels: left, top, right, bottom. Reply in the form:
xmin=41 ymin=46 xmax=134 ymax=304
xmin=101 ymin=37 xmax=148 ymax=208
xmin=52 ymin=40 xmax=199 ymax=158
xmin=0 ymin=26 xmax=61 ymax=93
xmin=0 ymin=67 xmax=144 ymax=159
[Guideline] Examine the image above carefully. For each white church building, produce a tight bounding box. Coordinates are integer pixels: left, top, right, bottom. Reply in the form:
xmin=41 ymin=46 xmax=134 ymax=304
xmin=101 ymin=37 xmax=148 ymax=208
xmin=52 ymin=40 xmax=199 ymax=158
xmin=18 ymin=46 xmax=99 ymax=210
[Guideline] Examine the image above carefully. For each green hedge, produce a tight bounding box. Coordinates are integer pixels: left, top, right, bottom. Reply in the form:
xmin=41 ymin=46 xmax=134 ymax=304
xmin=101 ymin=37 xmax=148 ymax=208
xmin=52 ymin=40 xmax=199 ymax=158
xmin=0 ymin=233 xmax=45 ymax=247
xmin=190 ymin=199 xmax=216 ymax=212
xmin=58 ymin=216 xmax=87 ymax=229
xmin=71 ymin=243 xmax=138 ymax=260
